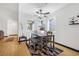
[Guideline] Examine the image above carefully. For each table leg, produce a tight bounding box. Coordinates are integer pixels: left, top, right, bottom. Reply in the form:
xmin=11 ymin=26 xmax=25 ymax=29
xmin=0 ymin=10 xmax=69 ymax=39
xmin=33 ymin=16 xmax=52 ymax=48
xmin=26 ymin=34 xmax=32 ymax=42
xmin=53 ymin=35 xmax=55 ymax=51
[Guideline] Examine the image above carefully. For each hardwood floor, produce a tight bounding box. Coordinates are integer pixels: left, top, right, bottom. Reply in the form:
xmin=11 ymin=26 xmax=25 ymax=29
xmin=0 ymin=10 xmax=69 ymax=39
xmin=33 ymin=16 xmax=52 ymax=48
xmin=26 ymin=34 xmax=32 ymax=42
xmin=0 ymin=36 xmax=79 ymax=56
xmin=0 ymin=36 xmax=31 ymax=56
xmin=55 ymin=44 xmax=79 ymax=56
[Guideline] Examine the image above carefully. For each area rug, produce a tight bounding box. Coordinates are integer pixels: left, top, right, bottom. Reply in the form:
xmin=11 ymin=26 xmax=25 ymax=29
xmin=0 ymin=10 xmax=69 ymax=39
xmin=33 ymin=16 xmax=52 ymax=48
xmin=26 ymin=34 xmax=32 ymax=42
xmin=28 ymin=45 xmax=63 ymax=56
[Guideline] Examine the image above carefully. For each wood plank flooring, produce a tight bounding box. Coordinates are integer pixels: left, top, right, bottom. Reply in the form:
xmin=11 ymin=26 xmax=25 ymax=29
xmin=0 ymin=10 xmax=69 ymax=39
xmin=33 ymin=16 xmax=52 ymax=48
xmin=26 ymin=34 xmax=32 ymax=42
xmin=55 ymin=44 xmax=79 ymax=56
xmin=0 ymin=36 xmax=79 ymax=56
xmin=0 ymin=36 xmax=31 ymax=56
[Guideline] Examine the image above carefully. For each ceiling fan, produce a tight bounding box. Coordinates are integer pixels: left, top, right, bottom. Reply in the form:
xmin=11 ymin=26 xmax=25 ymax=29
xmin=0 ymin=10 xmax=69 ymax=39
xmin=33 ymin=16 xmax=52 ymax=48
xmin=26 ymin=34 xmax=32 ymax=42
xmin=36 ymin=9 xmax=50 ymax=18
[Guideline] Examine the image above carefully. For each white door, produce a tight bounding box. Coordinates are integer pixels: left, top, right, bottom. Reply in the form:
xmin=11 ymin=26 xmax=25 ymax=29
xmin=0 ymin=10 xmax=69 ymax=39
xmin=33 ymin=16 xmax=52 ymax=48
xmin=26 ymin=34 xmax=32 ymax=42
xmin=7 ymin=20 xmax=17 ymax=36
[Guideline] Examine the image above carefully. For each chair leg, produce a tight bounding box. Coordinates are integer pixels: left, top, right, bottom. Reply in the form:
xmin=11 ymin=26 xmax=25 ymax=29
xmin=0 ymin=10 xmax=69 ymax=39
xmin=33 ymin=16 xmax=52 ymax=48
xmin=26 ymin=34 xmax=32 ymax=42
xmin=18 ymin=41 xmax=20 ymax=44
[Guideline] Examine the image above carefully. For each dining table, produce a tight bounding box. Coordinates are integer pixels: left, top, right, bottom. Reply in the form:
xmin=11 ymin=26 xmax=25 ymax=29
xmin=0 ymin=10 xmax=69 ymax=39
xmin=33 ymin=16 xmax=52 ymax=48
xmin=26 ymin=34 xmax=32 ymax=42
xmin=30 ymin=33 xmax=55 ymax=51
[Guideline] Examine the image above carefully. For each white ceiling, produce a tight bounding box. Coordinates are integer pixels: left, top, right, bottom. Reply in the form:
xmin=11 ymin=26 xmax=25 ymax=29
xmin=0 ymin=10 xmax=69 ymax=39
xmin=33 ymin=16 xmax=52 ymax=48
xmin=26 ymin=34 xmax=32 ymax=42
xmin=0 ymin=3 xmax=70 ymax=16
xmin=0 ymin=3 xmax=18 ymax=12
xmin=0 ymin=3 xmax=70 ymax=18
xmin=0 ymin=3 xmax=18 ymax=22
xmin=19 ymin=3 xmax=70 ymax=16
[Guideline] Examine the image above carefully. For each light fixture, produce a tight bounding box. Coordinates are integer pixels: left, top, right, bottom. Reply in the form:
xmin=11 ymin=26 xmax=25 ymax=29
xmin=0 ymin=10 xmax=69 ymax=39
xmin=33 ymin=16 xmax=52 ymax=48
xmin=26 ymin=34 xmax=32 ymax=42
xmin=35 ymin=9 xmax=50 ymax=19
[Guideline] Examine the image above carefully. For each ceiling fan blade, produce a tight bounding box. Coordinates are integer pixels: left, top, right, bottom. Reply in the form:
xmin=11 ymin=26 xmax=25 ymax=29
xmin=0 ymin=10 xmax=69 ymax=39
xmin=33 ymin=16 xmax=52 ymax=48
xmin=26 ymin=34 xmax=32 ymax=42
xmin=45 ymin=12 xmax=50 ymax=14
xmin=36 ymin=11 xmax=39 ymax=14
xmin=44 ymin=15 xmax=47 ymax=17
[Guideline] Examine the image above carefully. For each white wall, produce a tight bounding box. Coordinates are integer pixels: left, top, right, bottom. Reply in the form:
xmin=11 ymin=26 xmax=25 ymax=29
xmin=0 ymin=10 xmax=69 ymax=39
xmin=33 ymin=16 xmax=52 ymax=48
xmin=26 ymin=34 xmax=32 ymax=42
xmin=7 ymin=20 xmax=17 ymax=36
xmin=54 ymin=4 xmax=79 ymax=50
xmin=0 ymin=3 xmax=18 ymax=36
xmin=18 ymin=12 xmax=36 ymax=38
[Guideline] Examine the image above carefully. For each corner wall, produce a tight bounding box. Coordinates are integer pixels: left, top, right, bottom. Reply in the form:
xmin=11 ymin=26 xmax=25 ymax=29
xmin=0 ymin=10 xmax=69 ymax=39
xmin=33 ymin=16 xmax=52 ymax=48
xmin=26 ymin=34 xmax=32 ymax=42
xmin=55 ymin=4 xmax=79 ymax=50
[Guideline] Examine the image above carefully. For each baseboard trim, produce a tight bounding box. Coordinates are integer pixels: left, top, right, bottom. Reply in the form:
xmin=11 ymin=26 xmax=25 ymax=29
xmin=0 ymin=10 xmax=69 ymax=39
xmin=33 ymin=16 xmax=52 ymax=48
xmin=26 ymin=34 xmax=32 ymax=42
xmin=55 ymin=42 xmax=79 ymax=52
xmin=9 ymin=34 xmax=18 ymax=36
